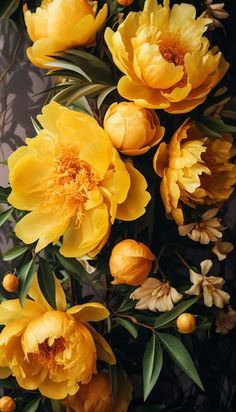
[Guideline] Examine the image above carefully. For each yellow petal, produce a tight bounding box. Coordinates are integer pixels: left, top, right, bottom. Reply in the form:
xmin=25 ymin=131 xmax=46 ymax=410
xmin=118 ymin=76 xmax=169 ymax=109
xmin=15 ymin=211 xmax=69 ymax=253
xmin=67 ymin=302 xmax=109 ymax=322
xmin=86 ymin=324 xmax=116 ymax=365
xmin=61 ymin=205 xmax=109 ymax=258
xmin=39 ymin=378 xmax=79 ymax=400
xmin=79 ymin=136 xmax=112 ymax=179
xmin=116 ymin=162 xmax=151 ymax=221
xmin=0 ymin=299 xmax=45 ymax=325
xmin=26 ymin=37 xmax=66 ymax=68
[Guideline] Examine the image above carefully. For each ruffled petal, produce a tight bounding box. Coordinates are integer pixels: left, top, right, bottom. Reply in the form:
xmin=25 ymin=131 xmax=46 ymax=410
xmin=67 ymin=303 xmax=109 ymax=322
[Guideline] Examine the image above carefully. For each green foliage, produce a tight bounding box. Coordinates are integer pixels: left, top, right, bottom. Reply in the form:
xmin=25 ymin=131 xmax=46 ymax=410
xmin=0 ymin=207 xmax=14 ymax=227
xmin=3 ymin=245 xmax=29 ymax=261
xmin=155 ymin=296 xmax=200 ymax=328
xmin=18 ymin=258 xmax=35 ymax=307
xmin=143 ymin=333 xmax=163 ymax=401
xmin=114 ymin=317 xmax=138 ymax=339
xmin=157 ymin=332 xmax=203 ymax=390
xmin=0 ymin=0 xmax=20 ymax=20
xmin=38 ymin=257 xmax=56 ymax=309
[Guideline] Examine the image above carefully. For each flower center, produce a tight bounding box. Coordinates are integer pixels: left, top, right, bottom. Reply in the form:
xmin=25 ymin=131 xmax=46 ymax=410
xmin=43 ymin=148 xmax=98 ymax=222
xmin=159 ymin=36 xmax=187 ymax=66
xmin=31 ymin=337 xmax=65 ymax=368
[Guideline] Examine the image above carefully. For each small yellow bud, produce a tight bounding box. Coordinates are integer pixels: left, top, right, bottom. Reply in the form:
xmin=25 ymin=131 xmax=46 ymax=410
xmin=2 ymin=273 xmax=19 ymax=293
xmin=104 ymin=102 xmax=164 ymax=155
xmin=117 ymin=0 xmax=135 ymax=6
xmin=176 ymin=313 xmax=196 ymax=334
xmin=0 ymin=396 xmax=16 ymax=412
xmin=109 ymin=239 xmax=155 ymax=286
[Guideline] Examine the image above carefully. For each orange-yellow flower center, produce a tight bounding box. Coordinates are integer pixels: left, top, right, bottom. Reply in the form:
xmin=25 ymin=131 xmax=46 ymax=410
xmin=43 ymin=149 xmax=98 ymax=222
xmin=159 ymin=36 xmax=187 ymax=66
xmin=31 ymin=337 xmax=65 ymax=368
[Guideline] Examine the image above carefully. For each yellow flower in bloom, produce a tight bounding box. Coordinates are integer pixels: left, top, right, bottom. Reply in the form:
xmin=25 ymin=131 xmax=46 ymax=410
xmin=185 ymin=259 xmax=230 ymax=308
xmin=7 ymin=102 xmax=150 ymax=258
xmin=103 ymin=102 xmax=165 ymax=155
xmin=105 ymin=0 xmax=229 ymax=113
xmin=63 ymin=370 xmax=132 ymax=412
xmin=153 ymin=121 xmax=236 ymax=225
xmin=24 ymin=0 xmax=108 ymax=68
xmin=109 ymin=239 xmax=155 ymax=285
xmin=130 ymin=277 xmax=183 ymax=312
xmin=0 ymin=274 xmax=115 ymax=399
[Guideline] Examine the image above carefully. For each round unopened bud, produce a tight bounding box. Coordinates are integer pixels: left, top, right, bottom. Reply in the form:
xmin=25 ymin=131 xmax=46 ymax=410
xmin=109 ymin=239 xmax=155 ymax=286
xmin=0 ymin=396 xmax=16 ymax=412
xmin=177 ymin=313 xmax=196 ymax=334
xmin=2 ymin=274 xmax=19 ymax=292
xmin=117 ymin=0 xmax=135 ymax=6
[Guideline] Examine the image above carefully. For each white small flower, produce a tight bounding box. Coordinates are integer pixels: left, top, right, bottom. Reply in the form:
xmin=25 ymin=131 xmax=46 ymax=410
xmin=211 ymin=241 xmax=234 ymax=261
xmin=178 ymin=208 xmax=223 ymax=244
xmin=201 ymin=1 xmax=229 ymax=30
xmin=216 ymin=306 xmax=236 ymax=335
xmin=185 ymin=259 xmax=230 ymax=308
xmin=130 ymin=277 xmax=183 ymax=312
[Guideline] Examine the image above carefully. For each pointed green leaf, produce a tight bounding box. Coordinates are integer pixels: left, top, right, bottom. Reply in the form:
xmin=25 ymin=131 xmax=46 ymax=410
xmin=38 ymin=257 xmax=56 ymax=309
xmin=22 ymin=398 xmax=40 ymax=412
xmin=3 ymin=246 xmax=29 ymax=261
xmin=45 ymin=61 xmax=92 ymax=81
xmin=157 ymin=332 xmax=203 ymax=390
xmin=0 ymin=0 xmax=20 ymax=20
xmin=18 ymin=258 xmax=35 ymax=307
xmin=31 ymin=117 xmax=42 ymax=133
xmin=0 ymin=207 xmax=13 ymax=227
xmin=114 ymin=317 xmax=138 ymax=339
xmin=97 ymin=86 xmax=117 ymax=109
xmin=155 ymin=296 xmax=199 ymax=328
xmin=143 ymin=333 xmax=163 ymax=401
xmin=71 ymin=96 xmax=93 ymax=115
xmin=66 ymin=83 xmax=108 ymax=105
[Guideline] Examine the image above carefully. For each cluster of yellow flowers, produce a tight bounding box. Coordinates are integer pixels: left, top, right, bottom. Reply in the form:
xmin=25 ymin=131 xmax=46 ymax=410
xmin=1 ymin=0 xmax=236 ymax=409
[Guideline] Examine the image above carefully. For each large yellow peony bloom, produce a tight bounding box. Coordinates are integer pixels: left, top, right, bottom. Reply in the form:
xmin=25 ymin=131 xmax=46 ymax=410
xmin=7 ymin=101 xmax=150 ymax=258
xmin=105 ymin=0 xmax=229 ymax=113
xmin=0 ymin=274 xmax=115 ymax=399
xmin=24 ymin=0 xmax=108 ymax=68
xmin=63 ymin=370 xmax=132 ymax=412
xmin=153 ymin=121 xmax=236 ymax=225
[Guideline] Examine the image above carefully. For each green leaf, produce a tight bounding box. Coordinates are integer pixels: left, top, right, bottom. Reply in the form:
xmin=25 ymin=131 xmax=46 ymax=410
xmin=97 ymin=86 xmax=117 ymax=109
xmin=155 ymin=296 xmax=199 ymax=328
xmin=71 ymin=96 xmax=94 ymax=115
xmin=157 ymin=332 xmax=203 ymax=390
xmin=31 ymin=117 xmax=42 ymax=133
xmin=0 ymin=207 xmax=13 ymax=227
xmin=66 ymin=83 xmax=108 ymax=105
xmin=3 ymin=245 xmax=29 ymax=261
xmin=143 ymin=333 xmax=163 ymax=401
xmin=55 ymin=252 xmax=96 ymax=287
xmin=45 ymin=60 xmax=92 ymax=81
xmin=18 ymin=258 xmax=35 ymax=307
xmin=38 ymin=257 xmax=56 ymax=309
xmin=114 ymin=317 xmax=138 ymax=339
xmin=22 ymin=398 xmax=40 ymax=412
xmin=0 ymin=0 xmax=20 ymax=20
xmin=196 ymin=116 xmax=236 ymax=138
xmin=50 ymin=400 xmax=61 ymax=412
xmin=0 ymin=186 xmax=11 ymax=203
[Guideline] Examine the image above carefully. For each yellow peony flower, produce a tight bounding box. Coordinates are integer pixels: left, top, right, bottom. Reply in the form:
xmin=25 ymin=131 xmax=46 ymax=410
xmin=62 ymin=370 xmax=132 ymax=412
xmin=0 ymin=274 xmax=115 ymax=399
xmin=24 ymin=0 xmax=108 ymax=68
xmin=105 ymin=0 xmax=229 ymax=113
xmin=153 ymin=121 xmax=236 ymax=225
xmin=103 ymin=102 xmax=164 ymax=155
xmin=7 ymin=101 xmax=150 ymax=258
xmin=109 ymin=239 xmax=155 ymax=285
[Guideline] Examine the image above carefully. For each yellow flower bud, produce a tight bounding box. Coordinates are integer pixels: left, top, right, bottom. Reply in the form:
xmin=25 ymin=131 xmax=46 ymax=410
xmin=104 ymin=102 xmax=164 ymax=156
xmin=2 ymin=274 xmax=19 ymax=293
xmin=0 ymin=396 xmax=16 ymax=412
xmin=176 ymin=313 xmax=196 ymax=334
xmin=109 ymin=239 xmax=155 ymax=285
xmin=117 ymin=0 xmax=135 ymax=6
